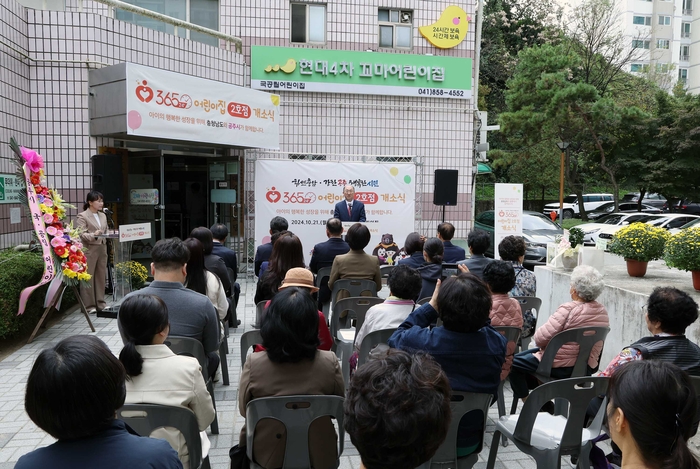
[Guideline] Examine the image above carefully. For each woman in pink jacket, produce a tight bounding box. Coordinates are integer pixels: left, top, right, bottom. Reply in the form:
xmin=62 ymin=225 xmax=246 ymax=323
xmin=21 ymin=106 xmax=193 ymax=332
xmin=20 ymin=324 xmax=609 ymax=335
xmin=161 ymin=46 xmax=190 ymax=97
xmin=508 ymin=265 xmax=609 ymax=402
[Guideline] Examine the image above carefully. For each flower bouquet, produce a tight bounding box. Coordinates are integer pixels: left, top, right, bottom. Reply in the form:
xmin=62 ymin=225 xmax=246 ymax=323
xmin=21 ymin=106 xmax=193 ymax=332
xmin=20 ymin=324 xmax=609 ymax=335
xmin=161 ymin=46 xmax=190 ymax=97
xmin=10 ymin=137 xmax=91 ymax=314
xmin=608 ymin=222 xmax=669 ymax=277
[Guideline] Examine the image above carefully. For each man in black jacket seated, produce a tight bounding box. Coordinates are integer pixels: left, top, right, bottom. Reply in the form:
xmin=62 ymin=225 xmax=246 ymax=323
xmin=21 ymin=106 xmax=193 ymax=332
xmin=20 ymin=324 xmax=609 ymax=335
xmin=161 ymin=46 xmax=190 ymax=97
xmin=309 ymin=218 xmax=350 ymax=309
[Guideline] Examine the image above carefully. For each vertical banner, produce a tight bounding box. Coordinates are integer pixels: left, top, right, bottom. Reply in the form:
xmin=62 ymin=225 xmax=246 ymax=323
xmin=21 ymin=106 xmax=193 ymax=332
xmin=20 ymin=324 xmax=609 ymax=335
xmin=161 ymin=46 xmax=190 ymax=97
xmin=494 ymin=183 xmax=523 ymax=259
xmin=254 ymin=160 xmax=416 ymax=265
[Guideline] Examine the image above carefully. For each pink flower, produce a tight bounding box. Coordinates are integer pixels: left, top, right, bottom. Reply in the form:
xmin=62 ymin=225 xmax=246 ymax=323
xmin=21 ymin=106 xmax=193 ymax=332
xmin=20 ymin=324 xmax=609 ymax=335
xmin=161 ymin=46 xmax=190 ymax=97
xmin=46 ymin=226 xmax=58 ymax=236
xmin=51 ymin=236 xmax=66 ymax=247
xmin=43 ymin=198 xmax=53 ymax=207
xmin=69 ymin=244 xmax=78 ymax=252
xmin=21 ymin=147 xmax=44 ymax=173
xmin=43 ymin=213 xmax=54 ymax=224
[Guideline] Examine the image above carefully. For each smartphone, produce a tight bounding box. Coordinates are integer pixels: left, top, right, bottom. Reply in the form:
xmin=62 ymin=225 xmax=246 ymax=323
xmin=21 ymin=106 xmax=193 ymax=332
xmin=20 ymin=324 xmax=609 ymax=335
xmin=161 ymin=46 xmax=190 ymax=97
xmin=441 ymin=263 xmax=460 ymax=279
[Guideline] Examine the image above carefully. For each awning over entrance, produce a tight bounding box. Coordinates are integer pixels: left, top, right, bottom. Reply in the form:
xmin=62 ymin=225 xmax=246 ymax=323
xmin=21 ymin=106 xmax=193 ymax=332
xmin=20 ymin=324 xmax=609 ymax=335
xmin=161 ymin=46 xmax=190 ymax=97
xmin=477 ymin=162 xmax=493 ymax=174
xmin=88 ymin=63 xmax=280 ymax=149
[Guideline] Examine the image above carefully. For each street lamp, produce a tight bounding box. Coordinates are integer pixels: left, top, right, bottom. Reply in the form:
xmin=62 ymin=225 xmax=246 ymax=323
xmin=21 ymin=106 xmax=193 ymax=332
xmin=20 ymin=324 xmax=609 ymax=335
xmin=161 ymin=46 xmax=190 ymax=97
xmin=556 ymin=141 xmax=569 ymax=222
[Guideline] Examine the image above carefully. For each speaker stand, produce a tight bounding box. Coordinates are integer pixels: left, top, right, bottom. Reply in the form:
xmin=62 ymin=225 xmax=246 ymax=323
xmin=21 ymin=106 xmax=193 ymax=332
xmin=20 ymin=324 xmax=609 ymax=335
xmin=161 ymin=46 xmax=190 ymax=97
xmin=442 ymin=205 xmax=446 ymax=223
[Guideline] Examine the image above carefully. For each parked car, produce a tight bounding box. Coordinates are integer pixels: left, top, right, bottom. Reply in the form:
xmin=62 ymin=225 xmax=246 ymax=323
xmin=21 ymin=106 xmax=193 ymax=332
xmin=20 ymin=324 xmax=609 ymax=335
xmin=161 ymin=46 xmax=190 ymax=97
xmin=667 ymin=199 xmax=700 ymax=215
xmin=543 ymin=193 xmax=614 ymax=219
xmin=473 ymin=210 xmax=563 ymax=268
xmin=669 ymin=217 xmax=700 ymax=234
xmin=597 ymin=214 xmax=700 ymax=245
xmin=578 ymin=213 xmax=657 ymax=245
xmin=620 ymin=192 xmax=667 ymax=209
xmin=587 ymin=202 xmax=662 ymax=220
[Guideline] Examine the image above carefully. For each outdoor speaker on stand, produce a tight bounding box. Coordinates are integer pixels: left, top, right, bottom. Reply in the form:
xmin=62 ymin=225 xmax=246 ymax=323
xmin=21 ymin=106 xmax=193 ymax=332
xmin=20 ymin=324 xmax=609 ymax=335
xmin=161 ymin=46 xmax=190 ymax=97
xmin=433 ymin=169 xmax=458 ymax=222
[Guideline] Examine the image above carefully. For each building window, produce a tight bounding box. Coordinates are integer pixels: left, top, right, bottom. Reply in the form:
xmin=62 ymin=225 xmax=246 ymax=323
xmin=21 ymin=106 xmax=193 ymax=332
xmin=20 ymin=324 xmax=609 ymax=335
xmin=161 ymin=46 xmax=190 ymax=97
xmin=657 ymin=39 xmax=670 ymax=49
xmin=630 ymin=63 xmax=648 ymax=72
xmin=658 ymin=15 xmax=671 ymax=25
xmin=656 ymin=63 xmax=671 ymax=73
xmin=291 ymin=4 xmax=326 ymax=44
xmin=116 ymin=0 xmax=219 ymax=46
xmin=682 ymin=22 xmax=691 ymax=37
xmin=632 ymin=39 xmax=650 ymax=49
xmin=681 ymin=45 xmax=690 ymax=61
xmin=679 ymin=68 xmax=688 ymax=82
xmin=378 ymin=9 xmax=413 ymax=49
xmin=633 ymin=15 xmax=651 ymax=25
xmin=683 ymin=0 xmax=693 ymax=14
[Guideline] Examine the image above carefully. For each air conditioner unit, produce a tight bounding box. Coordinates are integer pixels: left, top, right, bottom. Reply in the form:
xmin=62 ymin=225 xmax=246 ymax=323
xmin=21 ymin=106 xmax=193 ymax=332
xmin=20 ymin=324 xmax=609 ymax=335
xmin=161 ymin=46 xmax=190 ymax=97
xmin=400 ymin=11 xmax=412 ymax=23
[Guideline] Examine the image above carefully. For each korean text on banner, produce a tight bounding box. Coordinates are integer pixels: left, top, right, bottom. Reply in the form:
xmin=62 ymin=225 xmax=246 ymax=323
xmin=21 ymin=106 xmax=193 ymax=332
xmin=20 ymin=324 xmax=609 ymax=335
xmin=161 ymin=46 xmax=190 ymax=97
xmin=251 ymin=46 xmax=472 ymax=100
xmin=494 ymin=183 xmax=523 ymax=259
xmin=254 ymin=160 xmax=416 ymax=265
xmin=125 ymin=63 xmax=280 ymax=149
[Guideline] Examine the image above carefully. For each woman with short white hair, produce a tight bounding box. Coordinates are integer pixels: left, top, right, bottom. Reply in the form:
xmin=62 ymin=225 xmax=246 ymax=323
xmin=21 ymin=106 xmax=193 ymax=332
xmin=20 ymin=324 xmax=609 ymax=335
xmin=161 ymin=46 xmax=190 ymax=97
xmin=508 ymin=265 xmax=609 ymax=402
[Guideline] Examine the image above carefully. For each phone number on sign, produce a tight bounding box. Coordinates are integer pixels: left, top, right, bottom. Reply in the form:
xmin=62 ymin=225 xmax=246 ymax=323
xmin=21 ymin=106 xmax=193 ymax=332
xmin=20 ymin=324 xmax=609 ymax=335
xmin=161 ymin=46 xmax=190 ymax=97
xmin=417 ymin=88 xmax=465 ymax=97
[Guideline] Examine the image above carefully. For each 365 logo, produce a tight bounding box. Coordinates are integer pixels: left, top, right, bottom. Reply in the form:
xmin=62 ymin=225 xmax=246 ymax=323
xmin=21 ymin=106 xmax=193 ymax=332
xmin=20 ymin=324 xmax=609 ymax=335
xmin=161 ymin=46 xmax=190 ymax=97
xmin=266 ymin=187 xmax=281 ymax=203
xmin=135 ymin=80 xmax=154 ymax=103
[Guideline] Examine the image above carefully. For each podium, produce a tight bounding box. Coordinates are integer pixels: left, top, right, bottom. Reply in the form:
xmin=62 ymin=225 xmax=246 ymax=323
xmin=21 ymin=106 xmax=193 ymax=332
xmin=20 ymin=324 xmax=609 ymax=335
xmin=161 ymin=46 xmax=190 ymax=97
xmin=97 ymin=232 xmax=128 ymax=318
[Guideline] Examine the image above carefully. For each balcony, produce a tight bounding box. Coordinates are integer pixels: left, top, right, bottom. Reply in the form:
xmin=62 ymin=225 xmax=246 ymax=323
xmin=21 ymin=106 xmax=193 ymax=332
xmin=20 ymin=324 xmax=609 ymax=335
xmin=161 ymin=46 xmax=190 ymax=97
xmin=682 ymin=31 xmax=691 ymax=38
xmin=680 ymin=54 xmax=690 ymax=61
xmin=683 ymin=8 xmax=693 ymax=15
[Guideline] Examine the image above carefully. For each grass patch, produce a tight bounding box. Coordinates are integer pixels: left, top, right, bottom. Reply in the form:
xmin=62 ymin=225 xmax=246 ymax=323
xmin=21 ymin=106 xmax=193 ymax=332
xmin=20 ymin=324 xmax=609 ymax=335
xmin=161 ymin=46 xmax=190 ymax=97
xmin=562 ymin=219 xmax=584 ymax=229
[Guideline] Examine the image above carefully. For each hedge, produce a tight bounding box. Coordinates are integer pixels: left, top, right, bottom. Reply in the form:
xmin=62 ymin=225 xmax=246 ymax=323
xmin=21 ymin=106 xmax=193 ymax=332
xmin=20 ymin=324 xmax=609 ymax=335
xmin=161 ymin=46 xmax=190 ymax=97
xmin=0 ymin=249 xmax=76 ymax=340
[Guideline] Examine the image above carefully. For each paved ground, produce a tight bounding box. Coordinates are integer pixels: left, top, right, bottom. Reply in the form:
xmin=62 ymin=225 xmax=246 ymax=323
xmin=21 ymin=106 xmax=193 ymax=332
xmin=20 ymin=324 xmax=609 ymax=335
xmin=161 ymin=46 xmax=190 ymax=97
xmin=0 ymin=276 xmax=593 ymax=469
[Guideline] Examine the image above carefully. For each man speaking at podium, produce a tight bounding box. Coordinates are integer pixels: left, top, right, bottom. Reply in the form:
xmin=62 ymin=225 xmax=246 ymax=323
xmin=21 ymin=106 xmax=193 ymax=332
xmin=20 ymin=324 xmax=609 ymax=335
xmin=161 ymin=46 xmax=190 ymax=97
xmin=334 ymin=184 xmax=366 ymax=222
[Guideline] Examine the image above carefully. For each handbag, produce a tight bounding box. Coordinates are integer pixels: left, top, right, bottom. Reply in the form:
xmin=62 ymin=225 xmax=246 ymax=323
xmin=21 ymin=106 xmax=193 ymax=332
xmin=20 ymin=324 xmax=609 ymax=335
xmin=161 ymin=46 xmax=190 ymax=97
xmin=229 ymin=444 xmax=251 ymax=469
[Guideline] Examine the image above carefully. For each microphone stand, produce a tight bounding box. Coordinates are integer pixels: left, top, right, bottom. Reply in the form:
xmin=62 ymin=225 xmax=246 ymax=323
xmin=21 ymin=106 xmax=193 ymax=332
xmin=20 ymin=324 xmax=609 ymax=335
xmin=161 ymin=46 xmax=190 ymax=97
xmin=103 ymin=209 xmax=115 ymax=299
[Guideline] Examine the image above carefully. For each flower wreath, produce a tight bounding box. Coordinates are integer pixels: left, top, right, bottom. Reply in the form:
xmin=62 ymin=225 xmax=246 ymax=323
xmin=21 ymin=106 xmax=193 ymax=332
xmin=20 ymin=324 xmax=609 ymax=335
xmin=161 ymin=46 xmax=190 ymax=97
xmin=10 ymin=138 xmax=91 ymax=315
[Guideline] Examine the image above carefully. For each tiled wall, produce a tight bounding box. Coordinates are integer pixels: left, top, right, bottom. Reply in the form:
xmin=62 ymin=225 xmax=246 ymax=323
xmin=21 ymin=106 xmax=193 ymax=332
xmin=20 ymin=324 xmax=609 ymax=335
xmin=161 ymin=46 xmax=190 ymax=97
xmin=0 ymin=0 xmax=247 ymax=249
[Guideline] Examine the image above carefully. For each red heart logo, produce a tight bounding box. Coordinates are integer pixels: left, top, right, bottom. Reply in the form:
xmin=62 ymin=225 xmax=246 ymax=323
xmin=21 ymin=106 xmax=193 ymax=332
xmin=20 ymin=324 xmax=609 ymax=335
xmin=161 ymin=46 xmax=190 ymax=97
xmin=266 ymin=189 xmax=281 ymax=203
xmin=136 ymin=85 xmax=154 ymax=103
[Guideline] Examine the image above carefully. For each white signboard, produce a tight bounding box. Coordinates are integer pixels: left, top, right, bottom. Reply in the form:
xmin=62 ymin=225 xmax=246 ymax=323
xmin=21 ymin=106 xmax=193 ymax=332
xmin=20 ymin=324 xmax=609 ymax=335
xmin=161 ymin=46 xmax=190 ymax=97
xmin=125 ymin=63 xmax=280 ymax=149
xmin=254 ymin=160 xmax=416 ymax=265
xmin=119 ymin=222 xmax=152 ymax=242
xmin=130 ymin=188 xmax=159 ymax=205
xmin=494 ymin=183 xmax=523 ymax=258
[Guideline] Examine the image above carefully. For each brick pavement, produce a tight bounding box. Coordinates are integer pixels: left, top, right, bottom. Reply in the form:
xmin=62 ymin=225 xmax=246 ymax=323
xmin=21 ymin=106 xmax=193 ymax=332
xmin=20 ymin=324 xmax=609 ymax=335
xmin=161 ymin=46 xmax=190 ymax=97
xmin=0 ymin=276 xmax=586 ymax=469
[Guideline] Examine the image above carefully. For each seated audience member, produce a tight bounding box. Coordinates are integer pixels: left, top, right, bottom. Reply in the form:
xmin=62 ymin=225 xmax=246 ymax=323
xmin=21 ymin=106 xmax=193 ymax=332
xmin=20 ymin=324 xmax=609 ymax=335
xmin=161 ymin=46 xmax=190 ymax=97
xmin=458 ymin=230 xmax=493 ymax=279
xmin=254 ymin=216 xmax=288 ymax=277
xmin=599 ymin=286 xmax=700 ymax=376
xmin=438 ymin=222 xmax=466 ymax=263
xmin=350 ymin=265 xmax=422 ymax=372
xmin=183 ymin=238 xmax=228 ymax=322
xmin=16 ymin=335 xmax=182 ymax=469
xmin=121 ymin=238 xmax=219 ymax=380
xmin=309 ymin=218 xmax=350 ymax=309
xmin=254 ymin=233 xmax=305 ymax=304
xmin=119 ymin=294 xmax=215 ymax=467
xmin=607 ymin=360 xmax=700 ymax=469
xmin=190 ymin=227 xmax=232 ymax=297
xmin=344 ymin=349 xmax=452 ymax=469
xmin=498 ymin=235 xmax=536 ymax=297
xmin=236 ymin=288 xmax=344 ymax=469
xmin=397 ymin=232 xmax=426 ymax=269
xmin=257 ymin=268 xmax=333 ymax=352
xmin=509 ymin=265 xmax=609 ymax=402
xmin=388 ymin=273 xmax=506 ymax=457
xmin=210 ymin=222 xmax=240 ymax=322
xmin=328 ymin=223 xmax=382 ymax=298
xmin=257 ymin=230 xmax=293 ymax=278
xmin=416 ymin=237 xmax=444 ymax=300
xmin=483 ymin=260 xmax=524 ymax=380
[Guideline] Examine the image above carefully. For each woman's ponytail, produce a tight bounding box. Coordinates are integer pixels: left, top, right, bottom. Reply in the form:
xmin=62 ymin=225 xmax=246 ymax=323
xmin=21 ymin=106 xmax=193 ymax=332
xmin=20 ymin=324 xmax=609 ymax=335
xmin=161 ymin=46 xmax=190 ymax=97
xmin=119 ymin=340 xmax=143 ymax=378
xmin=117 ymin=294 xmax=169 ymax=379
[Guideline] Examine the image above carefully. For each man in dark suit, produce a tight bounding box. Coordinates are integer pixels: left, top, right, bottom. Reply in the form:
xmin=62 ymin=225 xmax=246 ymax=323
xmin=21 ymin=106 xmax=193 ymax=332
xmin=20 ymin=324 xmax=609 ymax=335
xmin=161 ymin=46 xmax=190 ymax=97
xmin=333 ymin=184 xmax=366 ymax=222
xmin=210 ymin=223 xmax=240 ymax=324
xmin=438 ymin=222 xmax=466 ymax=263
xmin=457 ymin=229 xmax=493 ymax=279
xmin=254 ymin=216 xmax=288 ymax=277
xmin=309 ymin=218 xmax=351 ymax=308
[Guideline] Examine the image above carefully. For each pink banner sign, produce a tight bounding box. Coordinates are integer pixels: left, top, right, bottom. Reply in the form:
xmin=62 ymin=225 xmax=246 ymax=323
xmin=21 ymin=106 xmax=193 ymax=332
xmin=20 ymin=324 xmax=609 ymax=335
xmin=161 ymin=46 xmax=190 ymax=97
xmin=17 ymin=163 xmax=56 ymax=315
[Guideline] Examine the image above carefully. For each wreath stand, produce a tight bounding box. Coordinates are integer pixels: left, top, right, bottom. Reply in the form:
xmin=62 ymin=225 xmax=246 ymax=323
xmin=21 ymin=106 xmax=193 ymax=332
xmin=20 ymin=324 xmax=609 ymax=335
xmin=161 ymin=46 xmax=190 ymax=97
xmin=27 ymin=279 xmax=95 ymax=344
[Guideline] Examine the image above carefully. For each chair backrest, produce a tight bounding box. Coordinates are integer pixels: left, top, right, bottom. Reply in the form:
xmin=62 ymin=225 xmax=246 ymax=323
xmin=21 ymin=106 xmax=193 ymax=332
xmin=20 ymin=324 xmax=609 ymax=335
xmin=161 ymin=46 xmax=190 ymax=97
xmin=255 ymin=301 xmax=267 ymax=329
xmin=330 ymin=296 xmax=384 ymax=338
xmin=429 ymin=392 xmax=493 ymax=466
xmin=227 ymin=267 xmax=235 ymax=285
xmin=240 ymin=329 xmax=263 ymax=367
xmin=379 ymin=265 xmax=394 ymax=285
xmin=512 ymin=376 xmax=609 ymax=451
xmin=493 ymin=326 xmax=522 ymax=355
xmin=357 ymin=328 xmax=397 ymax=368
xmin=330 ymin=279 xmax=378 ymax=314
xmin=118 ymin=404 xmax=203 ymax=469
xmin=245 ymin=395 xmax=345 ymax=469
xmin=315 ymin=266 xmax=332 ymax=288
xmin=690 ymin=376 xmax=700 ymax=436
xmin=536 ymin=326 xmax=610 ymax=378
xmin=165 ymin=336 xmax=209 ymax=381
xmin=512 ymin=296 xmax=542 ymax=318
xmin=417 ymin=297 xmax=431 ymax=306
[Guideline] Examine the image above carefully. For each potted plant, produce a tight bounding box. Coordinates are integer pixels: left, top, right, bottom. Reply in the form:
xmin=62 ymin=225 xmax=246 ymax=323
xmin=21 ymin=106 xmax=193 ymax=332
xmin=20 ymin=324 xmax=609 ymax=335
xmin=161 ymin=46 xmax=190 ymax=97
xmin=557 ymin=227 xmax=585 ymax=269
xmin=664 ymin=227 xmax=700 ymax=290
xmin=608 ymin=223 xmax=669 ymax=277
xmin=114 ymin=261 xmax=149 ymax=291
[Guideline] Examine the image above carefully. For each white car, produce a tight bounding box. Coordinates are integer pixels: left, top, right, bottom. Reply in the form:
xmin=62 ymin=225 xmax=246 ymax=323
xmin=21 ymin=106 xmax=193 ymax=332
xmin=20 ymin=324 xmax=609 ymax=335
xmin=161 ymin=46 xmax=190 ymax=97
xmin=597 ymin=214 xmax=700 ymax=247
xmin=543 ymin=193 xmax=614 ymax=219
xmin=578 ymin=213 xmax=657 ymax=245
xmin=669 ymin=218 xmax=700 ymax=234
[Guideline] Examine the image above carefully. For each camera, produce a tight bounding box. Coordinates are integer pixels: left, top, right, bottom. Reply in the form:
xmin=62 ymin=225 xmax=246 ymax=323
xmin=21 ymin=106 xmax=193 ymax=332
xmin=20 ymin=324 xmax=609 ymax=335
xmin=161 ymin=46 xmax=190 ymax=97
xmin=441 ymin=263 xmax=460 ymax=279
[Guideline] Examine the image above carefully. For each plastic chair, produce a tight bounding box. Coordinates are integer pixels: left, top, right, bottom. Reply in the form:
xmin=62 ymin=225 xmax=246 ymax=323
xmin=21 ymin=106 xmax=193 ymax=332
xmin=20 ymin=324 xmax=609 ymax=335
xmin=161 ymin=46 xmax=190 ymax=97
xmin=510 ymin=326 xmax=610 ymax=416
xmin=486 ymin=376 xmax=610 ymax=469
xmin=254 ymin=301 xmax=267 ymax=329
xmin=315 ymin=266 xmax=332 ymax=317
xmin=330 ymin=296 xmax=384 ymax=386
xmin=240 ymin=329 xmax=263 ymax=367
xmin=329 ymin=279 xmax=378 ymax=318
xmin=417 ymin=297 xmax=431 ymax=305
xmin=493 ymin=326 xmax=522 ymax=446
xmin=118 ymin=404 xmax=209 ymax=469
xmin=512 ymin=296 xmax=542 ymax=350
xmin=245 ymin=395 xmax=345 ymax=469
xmin=219 ymin=328 xmax=230 ymax=386
xmin=226 ymin=267 xmax=238 ymax=327
xmin=379 ymin=264 xmax=394 ymax=286
xmin=416 ymin=392 xmax=493 ymax=469
xmin=357 ymin=327 xmax=397 ymax=368
xmin=690 ymin=376 xmax=700 ymax=436
xmin=165 ymin=336 xmax=219 ymax=435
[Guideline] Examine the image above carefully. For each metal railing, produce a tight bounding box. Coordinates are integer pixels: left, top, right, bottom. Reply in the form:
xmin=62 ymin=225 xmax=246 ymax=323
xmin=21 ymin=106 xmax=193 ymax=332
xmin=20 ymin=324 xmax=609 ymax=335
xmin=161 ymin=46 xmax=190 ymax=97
xmin=683 ymin=8 xmax=693 ymax=15
xmin=680 ymin=54 xmax=690 ymax=61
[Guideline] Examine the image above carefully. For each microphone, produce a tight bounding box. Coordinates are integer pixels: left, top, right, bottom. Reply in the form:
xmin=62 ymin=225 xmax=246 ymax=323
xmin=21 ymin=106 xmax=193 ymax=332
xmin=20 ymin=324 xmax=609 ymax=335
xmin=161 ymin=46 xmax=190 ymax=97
xmin=103 ymin=208 xmax=113 ymax=216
